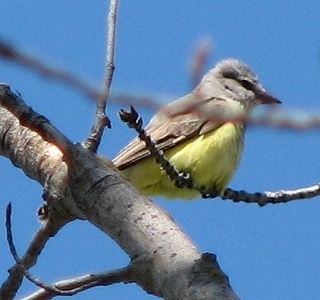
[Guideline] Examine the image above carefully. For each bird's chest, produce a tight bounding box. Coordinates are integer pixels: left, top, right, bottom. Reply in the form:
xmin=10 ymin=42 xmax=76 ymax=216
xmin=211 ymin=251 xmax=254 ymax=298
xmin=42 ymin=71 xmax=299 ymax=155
xmin=167 ymin=123 xmax=245 ymax=177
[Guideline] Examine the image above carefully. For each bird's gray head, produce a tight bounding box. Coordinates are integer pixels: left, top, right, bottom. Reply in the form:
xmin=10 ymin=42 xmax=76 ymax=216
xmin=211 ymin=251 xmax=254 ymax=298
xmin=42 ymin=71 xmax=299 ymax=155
xmin=212 ymin=59 xmax=281 ymax=109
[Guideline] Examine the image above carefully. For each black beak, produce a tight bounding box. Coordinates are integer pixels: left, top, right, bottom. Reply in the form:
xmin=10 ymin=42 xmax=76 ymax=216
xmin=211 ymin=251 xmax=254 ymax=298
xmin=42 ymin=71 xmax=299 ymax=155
xmin=259 ymin=90 xmax=281 ymax=105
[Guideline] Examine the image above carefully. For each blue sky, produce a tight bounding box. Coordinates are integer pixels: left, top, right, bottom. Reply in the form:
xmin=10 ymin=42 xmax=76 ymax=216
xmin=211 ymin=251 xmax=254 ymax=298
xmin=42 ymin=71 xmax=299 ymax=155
xmin=1 ymin=1 xmax=320 ymax=299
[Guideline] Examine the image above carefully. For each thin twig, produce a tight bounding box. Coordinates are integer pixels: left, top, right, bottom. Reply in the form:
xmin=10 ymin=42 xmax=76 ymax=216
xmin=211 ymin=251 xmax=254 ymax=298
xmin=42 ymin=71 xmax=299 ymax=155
xmin=3 ymin=204 xmax=77 ymax=297
xmin=22 ymin=267 xmax=132 ymax=300
xmin=84 ymin=0 xmax=119 ymax=152
xmin=0 ymin=39 xmax=162 ymax=114
xmin=110 ymin=91 xmax=162 ymax=111
xmin=0 ymin=40 xmax=101 ymax=101
xmin=3 ymin=38 xmax=320 ymax=132
xmin=113 ymin=95 xmax=320 ymax=132
xmin=189 ymin=36 xmax=212 ymax=89
xmin=222 ymin=184 xmax=320 ymax=206
xmin=0 ymin=203 xmax=64 ymax=299
xmin=1 ymin=204 xmax=67 ymax=299
xmin=104 ymin=0 xmax=118 ymax=101
xmin=250 ymin=109 xmax=320 ymax=130
xmin=5 ymin=203 xmax=20 ymax=263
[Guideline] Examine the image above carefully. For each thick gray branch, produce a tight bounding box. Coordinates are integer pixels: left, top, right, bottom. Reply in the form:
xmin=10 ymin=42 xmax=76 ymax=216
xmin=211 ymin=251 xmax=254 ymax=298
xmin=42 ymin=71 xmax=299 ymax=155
xmin=0 ymin=85 xmax=240 ymax=299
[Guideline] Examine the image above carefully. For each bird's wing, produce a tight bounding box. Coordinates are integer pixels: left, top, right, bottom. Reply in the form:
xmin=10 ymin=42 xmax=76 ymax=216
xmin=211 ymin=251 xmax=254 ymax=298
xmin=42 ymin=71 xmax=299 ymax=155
xmin=112 ymin=94 xmax=231 ymax=170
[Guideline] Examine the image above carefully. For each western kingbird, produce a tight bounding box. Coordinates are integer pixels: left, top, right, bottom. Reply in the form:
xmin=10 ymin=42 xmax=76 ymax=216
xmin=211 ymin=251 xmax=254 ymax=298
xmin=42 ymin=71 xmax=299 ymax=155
xmin=113 ymin=59 xmax=281 ymax=199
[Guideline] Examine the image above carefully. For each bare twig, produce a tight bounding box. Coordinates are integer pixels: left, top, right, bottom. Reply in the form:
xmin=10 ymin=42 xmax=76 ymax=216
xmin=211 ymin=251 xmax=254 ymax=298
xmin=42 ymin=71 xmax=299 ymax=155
xmin=84 ymin=0 xmax=119 ymax=152
xmin=3 ymin=38 xmax=320 ymax=133
xmin=250 ymin=109 xmax=320 ymax=130
xmin=5 ymin=203 xmax=20 ymax=264
xmin=110 ymin=91 xmax=162 ymax=111
xmin=104 ymin=0 xmax=118 ymax=101
xmin=0 ymin=40 xmax=162 ymax=113
xmin=0 ymin=40 xmax=101 ymax=101
xmin=111 ymin=92 xmax=320 ymax=132
xmin=222 ymin=184 xmax=320 ymax=206
xmin=1 ymin=204 xmax=66 ymax=299
xmin=189 ymin=36 xmax=212 ymax=88
xmin=22 ymin=267 xmax=132 ymax=300
xmin=3 ymin=203 xmax=83 ymax=297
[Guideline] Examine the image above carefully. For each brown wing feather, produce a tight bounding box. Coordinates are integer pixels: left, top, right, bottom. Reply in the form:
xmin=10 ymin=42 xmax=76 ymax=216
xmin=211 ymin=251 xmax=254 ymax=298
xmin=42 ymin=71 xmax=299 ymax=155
xmin=112 ymin=94 xmax=229 ymax=169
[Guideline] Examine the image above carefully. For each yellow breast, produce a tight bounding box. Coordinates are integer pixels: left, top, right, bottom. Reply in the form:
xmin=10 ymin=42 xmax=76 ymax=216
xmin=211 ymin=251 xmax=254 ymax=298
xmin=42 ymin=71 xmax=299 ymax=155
xmin=122 ymin=123 xmax=245 ymax=199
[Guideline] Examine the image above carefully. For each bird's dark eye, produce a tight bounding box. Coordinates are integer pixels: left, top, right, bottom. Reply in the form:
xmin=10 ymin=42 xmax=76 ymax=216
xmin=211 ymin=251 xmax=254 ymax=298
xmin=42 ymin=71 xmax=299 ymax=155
xmin=240 ymin=79 xmax=255 ymax=91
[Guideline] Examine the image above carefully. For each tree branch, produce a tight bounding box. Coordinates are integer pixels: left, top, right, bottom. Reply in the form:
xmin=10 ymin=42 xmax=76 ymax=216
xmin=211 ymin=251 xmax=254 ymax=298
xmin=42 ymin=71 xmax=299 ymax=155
xmin=2 ymin=40 xmax=320 ymax=133
xmin=22 ymin=266 xmax=133 ymax=300
xmin=0 ymin=85 xmax=241 ymax=299
xmin=222 ymin=184 xmax=320 ymax=205
xmin=0 ymin=41 xmax=101 ymax=101
xmin=85 ymin=0 xmax=119 ymax=152
xmin=189 ymin=36 xmax=212 ymax=88
xmin=1 ymin=204 xmax=67 ymax=299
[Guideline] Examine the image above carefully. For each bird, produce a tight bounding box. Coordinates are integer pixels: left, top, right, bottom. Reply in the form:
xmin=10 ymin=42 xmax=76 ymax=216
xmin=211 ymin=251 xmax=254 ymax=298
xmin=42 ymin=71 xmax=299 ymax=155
xmin=112 ymin=59 xmax=281 ymax=199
